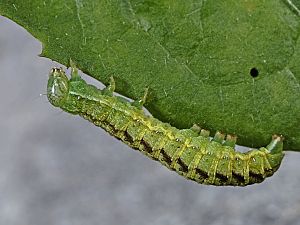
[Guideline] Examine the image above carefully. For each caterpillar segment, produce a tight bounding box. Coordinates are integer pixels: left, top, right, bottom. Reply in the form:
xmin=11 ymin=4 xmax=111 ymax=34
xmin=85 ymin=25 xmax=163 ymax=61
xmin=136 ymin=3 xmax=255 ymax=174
xmin=47 ymin=66 xmax=285 ymax=186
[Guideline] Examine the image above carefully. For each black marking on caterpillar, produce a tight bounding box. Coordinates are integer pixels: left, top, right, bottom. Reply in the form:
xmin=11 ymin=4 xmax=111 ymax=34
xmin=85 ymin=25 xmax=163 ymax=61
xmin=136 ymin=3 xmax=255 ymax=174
xmin=47 ymin=64 xmax=285 ymax=186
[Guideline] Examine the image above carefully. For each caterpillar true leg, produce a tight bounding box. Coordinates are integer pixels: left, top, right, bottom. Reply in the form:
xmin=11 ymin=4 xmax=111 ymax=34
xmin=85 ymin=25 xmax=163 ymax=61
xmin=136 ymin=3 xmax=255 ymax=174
xmin=47 ymin=67 xmax=285 ymax=186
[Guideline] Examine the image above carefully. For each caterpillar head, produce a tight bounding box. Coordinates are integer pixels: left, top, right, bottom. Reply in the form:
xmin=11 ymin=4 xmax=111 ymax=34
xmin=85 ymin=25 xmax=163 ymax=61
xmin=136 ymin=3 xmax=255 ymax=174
xmin=47 ymin=68 xmax=69 ymax=107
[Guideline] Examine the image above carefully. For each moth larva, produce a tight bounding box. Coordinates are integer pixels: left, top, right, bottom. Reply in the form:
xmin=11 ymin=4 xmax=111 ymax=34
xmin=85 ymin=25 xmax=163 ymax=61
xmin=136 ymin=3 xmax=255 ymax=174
xmin=47 ymin=66 xmax=284 ymax=186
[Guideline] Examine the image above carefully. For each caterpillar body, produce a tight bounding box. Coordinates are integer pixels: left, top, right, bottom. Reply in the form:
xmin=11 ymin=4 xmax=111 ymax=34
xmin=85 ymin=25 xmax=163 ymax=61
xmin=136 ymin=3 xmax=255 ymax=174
xmin=47 ymin=66 xmax=284 ymax=186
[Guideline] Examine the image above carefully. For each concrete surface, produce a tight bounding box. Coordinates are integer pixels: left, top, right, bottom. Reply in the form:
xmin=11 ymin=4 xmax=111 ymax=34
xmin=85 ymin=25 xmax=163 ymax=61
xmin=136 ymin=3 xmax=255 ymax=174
xmin=0 ymin=16 xmax=300 ymax=225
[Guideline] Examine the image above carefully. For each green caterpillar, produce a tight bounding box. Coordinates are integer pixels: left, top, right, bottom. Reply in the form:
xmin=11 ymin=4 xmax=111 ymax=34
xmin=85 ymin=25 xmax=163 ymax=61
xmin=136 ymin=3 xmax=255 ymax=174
xmin=47 ymin=65 xmax=284 ymax=186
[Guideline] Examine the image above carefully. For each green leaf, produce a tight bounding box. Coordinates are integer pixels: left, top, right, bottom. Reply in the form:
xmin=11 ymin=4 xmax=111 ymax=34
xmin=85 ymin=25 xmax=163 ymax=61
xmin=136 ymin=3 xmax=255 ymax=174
xmin=1 ymin=0 xmax=300 ymax=150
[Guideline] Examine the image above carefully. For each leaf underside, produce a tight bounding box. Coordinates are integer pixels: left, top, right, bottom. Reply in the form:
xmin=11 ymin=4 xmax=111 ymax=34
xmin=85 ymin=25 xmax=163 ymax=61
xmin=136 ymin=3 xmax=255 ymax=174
xmin=1 ymin=0 xmax=300 ymax=151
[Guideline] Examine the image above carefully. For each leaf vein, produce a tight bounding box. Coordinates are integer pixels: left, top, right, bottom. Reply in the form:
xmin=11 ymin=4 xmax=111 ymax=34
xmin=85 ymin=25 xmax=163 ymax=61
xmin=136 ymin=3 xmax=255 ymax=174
xmin=75 ymin=0 xmax=86 ymax=45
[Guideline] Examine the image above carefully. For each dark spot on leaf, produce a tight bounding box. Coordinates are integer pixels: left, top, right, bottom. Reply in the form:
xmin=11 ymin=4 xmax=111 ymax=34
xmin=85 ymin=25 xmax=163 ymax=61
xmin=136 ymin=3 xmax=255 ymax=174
xmin=250 ymin=67 xmax=259 ymax=78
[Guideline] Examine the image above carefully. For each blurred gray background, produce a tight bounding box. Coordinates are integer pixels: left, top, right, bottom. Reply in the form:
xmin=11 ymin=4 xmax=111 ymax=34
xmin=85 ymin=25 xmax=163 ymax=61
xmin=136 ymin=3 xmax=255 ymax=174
xmin=0 ymin=16 xmax=300 ymax=225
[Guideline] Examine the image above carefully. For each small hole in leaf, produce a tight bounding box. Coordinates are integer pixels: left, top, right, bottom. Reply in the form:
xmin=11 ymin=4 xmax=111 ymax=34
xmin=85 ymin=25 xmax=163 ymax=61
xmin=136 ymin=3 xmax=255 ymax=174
xmin=250 ymin=68 xmax=259 ymax=78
